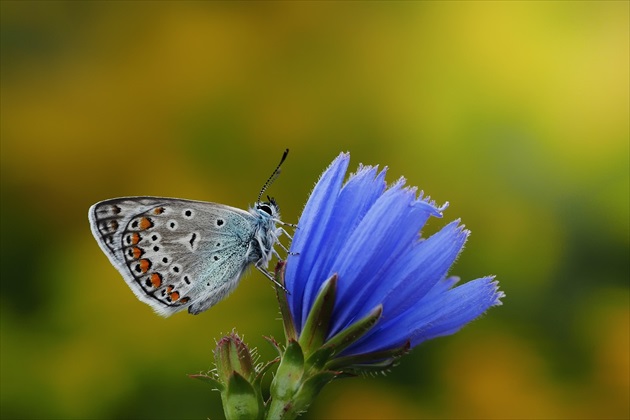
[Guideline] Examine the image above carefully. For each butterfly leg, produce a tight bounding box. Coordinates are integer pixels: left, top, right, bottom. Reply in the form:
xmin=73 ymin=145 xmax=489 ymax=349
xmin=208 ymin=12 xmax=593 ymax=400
xmin=271 ymin=245 xmax=298 ymax=262
xmin=277 ymin=227 xmax=294 ymax=240
xmin=274 ymin=219 xmax=298 ymax=229
xmin=276 ymin=242 xmax=299 ymax=257
xmin=256 ymin=265 xmax=289 ymax=294
xmin=271 ymin=229 xmax=298 ymax=257
xmin=273 ymin=224 xmax=295 ymax=241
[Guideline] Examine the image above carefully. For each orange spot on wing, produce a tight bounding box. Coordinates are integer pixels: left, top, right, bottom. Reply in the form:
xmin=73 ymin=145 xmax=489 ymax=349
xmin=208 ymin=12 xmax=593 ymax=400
xmin=166 ymin=285 xmax=174 ymax=293
xmin=139 ymin=259 xmax=151 ymax=273
xmin=150 ymin=273 xmax=162 ymax=288
xmin=131 ymin=247 xmax=143 ymax=259
xmin=169 ymin=291 xmax=180 ymax=301
xmin=139 ymin=217 xmax=153 ymax=230
xmin=130 ymin=233 xmax=141 ymax=244
xmin=153 ymin=207 xmax=165 ymax=215
xmin=179 ymin=297 xmax=190 ymax=304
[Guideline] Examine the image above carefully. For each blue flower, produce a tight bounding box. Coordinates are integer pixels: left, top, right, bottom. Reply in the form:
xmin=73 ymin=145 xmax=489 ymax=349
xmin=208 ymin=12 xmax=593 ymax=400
xmin=283 ymin=152 xmax=504 ymax=361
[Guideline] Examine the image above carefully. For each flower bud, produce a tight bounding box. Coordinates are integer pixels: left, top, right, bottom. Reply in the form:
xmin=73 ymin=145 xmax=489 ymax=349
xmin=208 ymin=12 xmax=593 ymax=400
xmin=214 ymin=331 xmax=255 ymax=383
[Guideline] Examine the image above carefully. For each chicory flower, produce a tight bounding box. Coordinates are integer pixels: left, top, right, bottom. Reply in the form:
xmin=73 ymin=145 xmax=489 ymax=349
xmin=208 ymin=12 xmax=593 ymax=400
xmin=266 ymin=152 xmax=504 ymax=417
xmin=285 ymin=152 xmax=503 ymax=354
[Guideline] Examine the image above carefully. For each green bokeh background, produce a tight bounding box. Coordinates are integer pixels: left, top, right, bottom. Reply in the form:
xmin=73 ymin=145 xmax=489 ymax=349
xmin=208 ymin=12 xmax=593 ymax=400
xmin=1 ymin=2 xmax=628 ymax=419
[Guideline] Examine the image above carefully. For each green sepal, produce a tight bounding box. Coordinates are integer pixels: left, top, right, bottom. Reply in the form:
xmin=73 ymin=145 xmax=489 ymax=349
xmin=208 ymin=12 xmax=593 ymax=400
xmin=264 ymin=335 xmax=283 ymax=357
xmin=324 ymin=305 xmax=383 ymax=356
xmin=274 ymin=261 xmax=297 ymax=342
xmin=326 ymin=340 xmax=410 ymax=372
xmin=188 ymin=373 xmax=224 ymax=392
xmin=253 ymin=356 xmax=280 ymax=388
xmin=224 ymin=371 xmax=262 ymax=420
xmin=298 ymin=274 xmax=338 ymax=357
xmin=332 ymin=371 xmax=358 ymax=379
xmin=291 ymin=370 xmax=338 ymax=411
xmin=282 ymin=339 xmax=305 ymax=367
xmin=338 ymin=358 xmax=397 ymax=377
xmin=270 ymin=339 xmax=304 ymax=400
xmin=304 ymin=345 xmax=335 ymax=374
xmin=265 ymin=342 xmax=339 ymax=420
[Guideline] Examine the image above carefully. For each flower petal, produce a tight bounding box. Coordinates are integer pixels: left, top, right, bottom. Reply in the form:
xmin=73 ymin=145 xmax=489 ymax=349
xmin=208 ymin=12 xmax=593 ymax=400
xmin=408 ymin=276 xmax=504 ymax=346
xmin=328 ymin=183 xmax=443 ymax=336
xmin=286 ymin=152 xmax=350 ymax=329
xmin=344 ymin=220 xmax=468 ymax=334
xmin=344 ymin=276 xmax=503 ymax=355
xmin=381 ymin=220 xmax=470 ymax=319
xmin=299 ymin=165 xmax=387 ymax=326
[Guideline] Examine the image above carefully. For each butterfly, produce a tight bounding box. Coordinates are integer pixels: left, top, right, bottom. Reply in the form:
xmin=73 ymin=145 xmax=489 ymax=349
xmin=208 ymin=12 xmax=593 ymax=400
xmin=88 ymin=149 xmax=293 ymax=316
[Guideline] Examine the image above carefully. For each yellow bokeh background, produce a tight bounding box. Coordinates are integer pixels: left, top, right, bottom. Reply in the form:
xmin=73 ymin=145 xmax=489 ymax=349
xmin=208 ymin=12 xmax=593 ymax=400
xmin=1 ymin=2 xmax=628 ymax=419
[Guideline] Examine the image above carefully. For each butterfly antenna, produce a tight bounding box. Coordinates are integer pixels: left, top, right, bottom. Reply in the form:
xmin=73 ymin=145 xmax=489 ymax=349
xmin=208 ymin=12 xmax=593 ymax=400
xmin=258 ymin=148 xmax=289 ymax=204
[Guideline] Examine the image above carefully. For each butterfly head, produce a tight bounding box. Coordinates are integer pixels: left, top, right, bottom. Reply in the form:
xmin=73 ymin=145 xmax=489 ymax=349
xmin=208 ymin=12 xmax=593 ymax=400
xmin=256 ymin=196 xmax=279 ymax=219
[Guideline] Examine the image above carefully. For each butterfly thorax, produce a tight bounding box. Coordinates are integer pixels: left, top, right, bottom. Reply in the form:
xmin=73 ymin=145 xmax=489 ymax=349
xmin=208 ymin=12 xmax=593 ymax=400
xmin=247 ymin=200 xmax=280 ymax=268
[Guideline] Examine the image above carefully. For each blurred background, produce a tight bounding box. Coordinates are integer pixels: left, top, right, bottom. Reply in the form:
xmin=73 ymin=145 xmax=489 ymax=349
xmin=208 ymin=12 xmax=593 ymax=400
xmin=1 ymin=2 xmax=628 ymax=419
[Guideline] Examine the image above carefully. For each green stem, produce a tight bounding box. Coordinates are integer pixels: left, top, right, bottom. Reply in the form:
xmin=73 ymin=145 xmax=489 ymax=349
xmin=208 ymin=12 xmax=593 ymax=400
xmin=266 ymin=396 xmax=302 ymax=420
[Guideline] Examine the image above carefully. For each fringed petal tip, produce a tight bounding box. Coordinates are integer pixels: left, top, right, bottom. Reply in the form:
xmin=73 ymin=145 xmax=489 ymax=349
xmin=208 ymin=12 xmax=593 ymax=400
xmin=318 ymin=152 xmax=350 ymax=181
xmin=489 ymin=278 xmax=506 ymax=306
xmin=473 ymin=275 xmax=505 ymax=307
xmin=393 ymin=176 xmax=408 ymax=187
xmin=414 ymin=191 xmax=449 ymax=218
xmin=449 ymin=219 xmax=470 ymax=239
xmin=337 ymin=151 xmax=351 ymax=160
xmin=348 ymin=163 xmax=384 ymax=179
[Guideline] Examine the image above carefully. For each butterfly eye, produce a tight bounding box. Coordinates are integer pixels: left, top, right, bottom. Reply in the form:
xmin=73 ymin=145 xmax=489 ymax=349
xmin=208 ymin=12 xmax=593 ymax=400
xmin=258 ymin=204 xmax=273 ymax=215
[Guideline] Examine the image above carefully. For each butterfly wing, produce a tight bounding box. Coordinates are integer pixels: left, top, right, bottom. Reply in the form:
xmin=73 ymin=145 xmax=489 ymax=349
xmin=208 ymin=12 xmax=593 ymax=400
xmin=88 ymin=197 xmax=260 ymax=316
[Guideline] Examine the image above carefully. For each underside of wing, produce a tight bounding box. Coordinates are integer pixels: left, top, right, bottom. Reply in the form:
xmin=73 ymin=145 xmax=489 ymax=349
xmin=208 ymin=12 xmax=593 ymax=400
xmin=88 ymin=196 xmax=256 ymax=316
